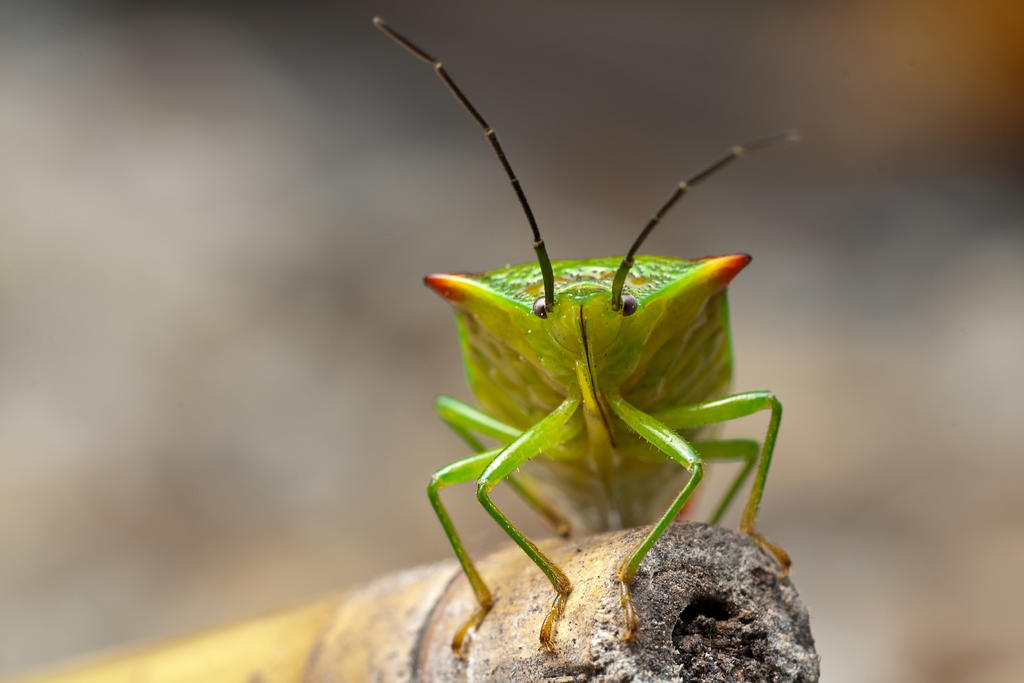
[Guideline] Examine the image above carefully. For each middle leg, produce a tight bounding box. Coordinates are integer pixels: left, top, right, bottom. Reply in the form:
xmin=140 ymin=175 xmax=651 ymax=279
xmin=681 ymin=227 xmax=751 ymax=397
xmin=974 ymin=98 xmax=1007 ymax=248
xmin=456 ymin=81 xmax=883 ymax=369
xmin=427 ymin=447 xmax=504 ymax=655
xmin=692 ymin=439 xmax=759 ymax=525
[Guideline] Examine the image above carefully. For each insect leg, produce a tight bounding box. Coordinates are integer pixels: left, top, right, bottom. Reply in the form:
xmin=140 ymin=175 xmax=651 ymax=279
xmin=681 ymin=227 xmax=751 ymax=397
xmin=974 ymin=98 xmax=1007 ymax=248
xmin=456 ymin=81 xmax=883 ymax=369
xmin=427 ymin=446 xmax=504 ymax=655
xmin=474 ymin=397 xmax=580 ymax=650
xmin=691 ymin=439 xmax=759 ymax=525
xmin=435 ymin=395 xmax=571 ymax=537
xmin=436 ymin=395 xmax=521 ymax=447
xmin=607 ymin=394 xmax=704 ymax=641
xmin=654 ymin=391 xmax=789 ymax=572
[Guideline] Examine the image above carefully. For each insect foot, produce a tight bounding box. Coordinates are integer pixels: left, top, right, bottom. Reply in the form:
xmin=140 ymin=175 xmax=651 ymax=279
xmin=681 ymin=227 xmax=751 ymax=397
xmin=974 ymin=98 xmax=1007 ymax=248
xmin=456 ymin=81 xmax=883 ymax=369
xmin=538 ymin=574 xmax=573 ymax=651
xmin=618 ymin=578 xmax=640 ymax=641
xmin=746 ymin=530 xmax=793 ymax=576
xmin=451 ymin=598 xmax=492 ymax=658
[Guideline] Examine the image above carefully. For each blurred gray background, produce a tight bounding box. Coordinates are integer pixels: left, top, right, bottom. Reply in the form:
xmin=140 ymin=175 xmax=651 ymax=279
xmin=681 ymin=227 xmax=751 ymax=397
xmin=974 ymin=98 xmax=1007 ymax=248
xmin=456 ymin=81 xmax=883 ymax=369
xmin=1 ymin=1 xmax=1022 ymax=680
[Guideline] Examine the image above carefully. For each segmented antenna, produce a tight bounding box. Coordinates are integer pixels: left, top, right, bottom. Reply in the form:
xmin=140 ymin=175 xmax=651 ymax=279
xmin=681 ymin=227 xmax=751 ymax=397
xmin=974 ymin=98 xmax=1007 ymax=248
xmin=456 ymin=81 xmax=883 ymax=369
xmin=610 ymin=130 xmax=801 ymax=310
xmin=373 ymin=17 xmax=556 ymax=313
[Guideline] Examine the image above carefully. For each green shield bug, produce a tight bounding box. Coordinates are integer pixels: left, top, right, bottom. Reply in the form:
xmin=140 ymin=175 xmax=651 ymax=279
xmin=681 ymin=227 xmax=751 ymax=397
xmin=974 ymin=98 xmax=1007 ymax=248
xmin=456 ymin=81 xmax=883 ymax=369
xmin=374 ymin=17 xmax=798 ymax=655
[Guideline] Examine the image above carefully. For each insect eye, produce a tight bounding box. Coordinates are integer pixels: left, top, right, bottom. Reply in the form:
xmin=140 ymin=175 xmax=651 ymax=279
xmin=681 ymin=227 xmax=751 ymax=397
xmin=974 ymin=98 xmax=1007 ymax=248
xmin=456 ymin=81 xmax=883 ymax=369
xmin=532 ymin=297 xmax=548 ymax=319
xmin=621 ymin=294 xmax=638 ymax=317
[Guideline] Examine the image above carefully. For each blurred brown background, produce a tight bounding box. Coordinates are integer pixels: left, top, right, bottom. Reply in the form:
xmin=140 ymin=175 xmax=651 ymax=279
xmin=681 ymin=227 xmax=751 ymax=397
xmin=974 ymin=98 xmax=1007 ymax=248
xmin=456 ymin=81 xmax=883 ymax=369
xmin=1 ymin=1 xmax=1022 ymax=681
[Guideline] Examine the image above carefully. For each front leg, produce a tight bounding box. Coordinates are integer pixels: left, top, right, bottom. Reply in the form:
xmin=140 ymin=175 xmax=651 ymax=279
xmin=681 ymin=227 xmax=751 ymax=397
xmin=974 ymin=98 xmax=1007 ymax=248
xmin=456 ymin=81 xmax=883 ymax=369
xmin=655 ymin=391 xmax=789 ymax=572
xmin=474 ymin=397 xmax=580 ymax=650
xmin=607 ymin=394 xmax=704 ymax=641
xmin=435 ymin=395 xmax=571 ymax=537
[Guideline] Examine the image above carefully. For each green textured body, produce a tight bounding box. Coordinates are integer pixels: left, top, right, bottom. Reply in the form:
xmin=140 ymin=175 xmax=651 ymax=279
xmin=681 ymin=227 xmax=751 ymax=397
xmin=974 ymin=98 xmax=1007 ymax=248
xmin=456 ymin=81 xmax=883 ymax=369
xmin=427 ymin=249 xmax=789 ymax=654
xmin=440 ymin=256 xmax=736 ymax=532
xmin=374 ymin=14 xmax=793 ymax=654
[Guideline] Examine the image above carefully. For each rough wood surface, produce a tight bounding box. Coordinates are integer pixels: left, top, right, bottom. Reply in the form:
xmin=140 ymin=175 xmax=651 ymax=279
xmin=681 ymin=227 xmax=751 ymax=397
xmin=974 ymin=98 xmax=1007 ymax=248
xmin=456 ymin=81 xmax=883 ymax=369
xmin=10 ymin=522 xmax=818 ymax=682
xmin=308 ymin=522 xmax=819 ymax=682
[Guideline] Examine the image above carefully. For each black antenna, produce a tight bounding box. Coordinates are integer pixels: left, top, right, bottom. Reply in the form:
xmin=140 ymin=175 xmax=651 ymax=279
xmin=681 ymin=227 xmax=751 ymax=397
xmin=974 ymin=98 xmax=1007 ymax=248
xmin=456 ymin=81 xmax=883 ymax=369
xmin=609 ymin=130 xmax=800 ymax=309
xmin=373 ymin=17 xmax=556 ymax=313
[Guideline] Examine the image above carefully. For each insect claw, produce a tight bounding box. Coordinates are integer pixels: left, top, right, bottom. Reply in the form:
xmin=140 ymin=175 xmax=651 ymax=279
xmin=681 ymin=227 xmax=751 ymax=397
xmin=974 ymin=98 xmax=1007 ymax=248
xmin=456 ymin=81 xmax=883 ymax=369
xmin=451 ymin=601 xmax=492 ymax=658
xmin=450 ymin=629 xmax=469 ymax=658
xmin=618 ymin=579 xmax=639 ymax=641
xmin=538 ymin=589 xmax=570 ymax=651
xmin=746 ymin=530 xmax=792 ymax=576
